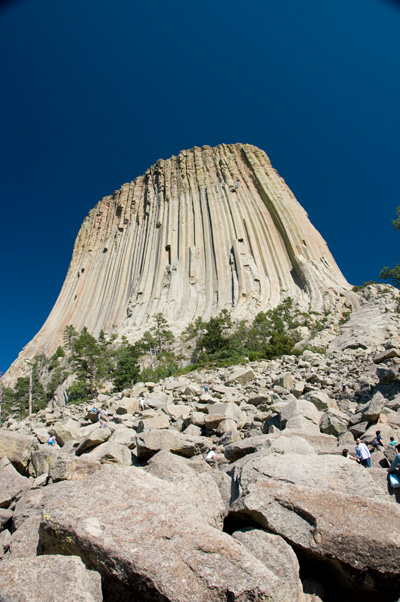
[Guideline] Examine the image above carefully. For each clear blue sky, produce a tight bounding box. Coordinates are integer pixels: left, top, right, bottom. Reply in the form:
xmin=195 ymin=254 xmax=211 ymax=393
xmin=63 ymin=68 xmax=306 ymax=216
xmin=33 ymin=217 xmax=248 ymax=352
xmin=1 ymin=0 xmax=399 ymax=374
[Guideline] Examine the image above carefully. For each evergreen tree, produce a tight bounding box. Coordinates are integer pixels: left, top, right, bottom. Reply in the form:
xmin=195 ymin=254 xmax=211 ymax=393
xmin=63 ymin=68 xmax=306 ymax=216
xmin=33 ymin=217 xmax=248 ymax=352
xmin=63 ymin=325 xmax=78 ymax=352
xmin=68 ymin=327 xmax=113 ymax=402
xmin=113 ymin=341 xmax=141 ymax=392
xmin=150 ymin=313 xmax=175 ymax=353
xmin=380 ymin=206 xmax=400 ymax=288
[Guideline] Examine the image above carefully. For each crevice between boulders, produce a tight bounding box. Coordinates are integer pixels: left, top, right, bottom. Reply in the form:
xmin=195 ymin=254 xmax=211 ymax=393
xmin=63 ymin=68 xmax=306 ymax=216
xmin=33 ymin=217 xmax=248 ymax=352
xmin=223 ymin=509 xmax=400 ymax=602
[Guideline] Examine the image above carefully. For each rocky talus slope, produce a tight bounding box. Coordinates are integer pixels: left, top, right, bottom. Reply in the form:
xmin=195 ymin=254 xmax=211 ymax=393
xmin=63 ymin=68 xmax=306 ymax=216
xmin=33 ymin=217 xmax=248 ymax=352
xmin=1 ymin=286 xmax=400 ymax=602
xmin=11 ymin=143 xmax=351 ymax=376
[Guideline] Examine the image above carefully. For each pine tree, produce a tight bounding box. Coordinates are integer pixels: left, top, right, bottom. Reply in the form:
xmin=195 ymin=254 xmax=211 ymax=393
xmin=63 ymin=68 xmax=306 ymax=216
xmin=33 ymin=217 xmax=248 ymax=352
xmin=113 ymin=342 xmax=141 ymax=392
xmin=380 ymin=207 xmax=400 ymax=288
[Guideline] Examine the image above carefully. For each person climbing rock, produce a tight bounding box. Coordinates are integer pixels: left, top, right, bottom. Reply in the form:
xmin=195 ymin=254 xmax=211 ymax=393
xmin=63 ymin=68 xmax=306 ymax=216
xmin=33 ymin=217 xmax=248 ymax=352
xmin=372 ymin=430 xmax=385 ymax=450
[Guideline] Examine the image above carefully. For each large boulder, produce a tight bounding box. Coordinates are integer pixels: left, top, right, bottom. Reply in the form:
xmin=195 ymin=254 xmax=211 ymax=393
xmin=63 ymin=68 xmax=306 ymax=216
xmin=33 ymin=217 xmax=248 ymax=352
xmin=224 ymin=434 xmax=272 ymax=462
xmin=136 ymin=413 xmax=170 ymax=432
xmin=9 ymin=488 xmax=47 ymax=558
xmin=75 ymin=426 xmax=113 ymax=455
xmin=0 ymin=508 xmax=13 ymax=529
xmin=232 ymin=528 xmax=304 ymax=602
xmin=145 ymin=450 xmax=225 ymax=528
xmin=358 ymin=391 xmax=387 ymax=423
xmin=136 ymin=429 xmax=210 ymax=460
xmin=280 ymin=399 xmax=321 ymax=431
xmin=49 ymin=454 xmax=102 ymax=482
xmin=204 ymin=402 xmax=246 ymax=430
xmin=0 ymin=555 xmax=102 ymax=602
xmin=0 ymin=458 xmax=30 ymax=508
xmin=113 ymin=396 xmax=139 ymax=415
xmin=38 ymin=465 xmax=294 ymax=602
xmin=274 ymin=429 xmax=339 ymax=455
xmin=49 ymin=418 xmax=81 ymax=446
xmin=304 ymin=390 xmax=337 ymax=412
xmin=229 ymin=449 xmax=400 ymax=597
xmin=108 ymin=424 xmax=136 ymax=448
xmin=319 ymin=408 xmax=349 ymax=436
xmin=32 ymin=426 xmax=50 ymax=443
xmin=225 ymin=366 xmax=255 ymax=385
xmin=273 ymin=372 xmax=294 ymax=389
xmin=0 ymin=430 xmax=35 ymax=473
xmin=165 ymin=404 xmax=191 ymax=421
xmin=30 ymin=444 xmax=59 ymax=477
xmin=86 ymin=441 xmax=132 ymax=465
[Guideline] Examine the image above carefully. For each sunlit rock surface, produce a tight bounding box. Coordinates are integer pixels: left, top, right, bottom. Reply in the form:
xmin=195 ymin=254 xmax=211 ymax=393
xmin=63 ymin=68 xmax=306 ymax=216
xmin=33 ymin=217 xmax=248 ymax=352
xmin=13 ymin=143 xmax=350 ymax=369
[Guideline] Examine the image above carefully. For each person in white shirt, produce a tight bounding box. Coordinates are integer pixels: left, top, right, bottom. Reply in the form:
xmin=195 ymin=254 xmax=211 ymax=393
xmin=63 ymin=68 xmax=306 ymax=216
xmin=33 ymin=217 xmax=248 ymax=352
xmin=205 ymin=448 xmax=221 ymax=467
xmin=355 ymin=438 xmax=371 ymax=468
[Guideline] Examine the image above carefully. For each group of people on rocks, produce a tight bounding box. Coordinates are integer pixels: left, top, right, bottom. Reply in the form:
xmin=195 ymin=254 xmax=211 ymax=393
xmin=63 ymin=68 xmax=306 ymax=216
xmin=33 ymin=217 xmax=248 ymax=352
xmin=90 ymin=407 xmax=114 ymax=427
xmin=342 ymin=431 xmax=400 ymax=486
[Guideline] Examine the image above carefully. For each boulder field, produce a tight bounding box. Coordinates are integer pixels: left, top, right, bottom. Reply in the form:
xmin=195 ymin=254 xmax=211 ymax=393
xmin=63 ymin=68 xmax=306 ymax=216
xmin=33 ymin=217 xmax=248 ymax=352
xmin=1 ymin=314 xmax=400 ymax=601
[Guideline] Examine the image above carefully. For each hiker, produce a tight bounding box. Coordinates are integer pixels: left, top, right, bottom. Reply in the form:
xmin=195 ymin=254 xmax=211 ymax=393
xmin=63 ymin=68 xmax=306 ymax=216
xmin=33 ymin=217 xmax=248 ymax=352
xmin=390 ymin=436 xmax=398 ymax=447
xmin=205 ymin=448 xmax=221 ymax=467
xmin=388 ymin=443 xmax=400 ymax=474
xmin=139 ymin=397 xmax=146 ymax=411
xmin=342 ymin=448 xmax=357 ymax=461
xmin=355 ymin=438 xmax=371 ymax=468
xmin=48 ymin=436 xmax=56 ymax=446
xmin=204 ymin=382 xmax=210 ymax=393
xmin=372 ymin=430 xmax=385 ymax=450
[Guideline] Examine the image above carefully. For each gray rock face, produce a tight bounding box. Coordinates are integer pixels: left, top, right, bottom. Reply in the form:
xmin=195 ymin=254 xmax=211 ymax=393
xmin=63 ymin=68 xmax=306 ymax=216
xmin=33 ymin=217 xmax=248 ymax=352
xmin=38 ymin=466 xmax=290 ymax=602
xmin=0 ymin=555 xmax=102 ymax=602
xmin=9 ymin=143 xmax=350 ymax=371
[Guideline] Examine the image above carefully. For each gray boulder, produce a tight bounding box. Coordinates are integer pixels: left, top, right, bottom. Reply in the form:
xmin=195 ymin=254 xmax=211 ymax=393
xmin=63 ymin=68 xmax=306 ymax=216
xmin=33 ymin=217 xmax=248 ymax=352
xmin=230 ymin=449 xmax=400 ymax=595
xmin=0 ymin=555 xmax=102 ymax=602
xmin=0 ymin=508 xmax=13 ymax=529
xmin=225 ymin=434 xmax=272 ymax=462
xmin=136 ymin=429 xmax=210 ymax=460
xmin=305 ymin=390 xmax=337 ymax=411
xmin=49 ymin=418 xmax=81 ymax=446
xmin=75 ymin=426 xmax=113 ymax=455
xmin=319 ymin=408 xmax=349 ymax=436
xmin=358 ymin=391 xmax=386 ymax=422
xmin=49 ymin=454 xmax=102 ymax=482
xmin=30 ymin=444 xmax=59 ymax=477
xmin=233 ymin=528 xmax=303 ymax=602
xmin=280 ymin=399 xmax=321 ymax=432
xmin=38 ymin=465 xmax=291 ymax=602
xmin=145 ymin=450 xmax=225 ymax=528
xmin=0 ymin=458 xmax=30 ymax=508
xmin=225 ymin=366 xmax=255 ymax=385
xmin=0 ymin=430 xmax=35 ymax=473
xmin=86 ymin=440 xmax=132 ymax=465
xmin=113 ymin=396 xmax=139 ymax=414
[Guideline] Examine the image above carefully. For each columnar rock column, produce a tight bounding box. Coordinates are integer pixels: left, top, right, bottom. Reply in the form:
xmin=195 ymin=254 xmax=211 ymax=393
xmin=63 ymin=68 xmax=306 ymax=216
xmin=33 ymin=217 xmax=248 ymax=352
xmin=11 ymin=143 xmax=351 ymax=366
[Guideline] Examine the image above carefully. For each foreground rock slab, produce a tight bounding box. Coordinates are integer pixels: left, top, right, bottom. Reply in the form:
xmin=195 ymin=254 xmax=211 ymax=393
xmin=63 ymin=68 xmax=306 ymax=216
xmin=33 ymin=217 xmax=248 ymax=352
xmin=230 ymin=449 xmax=400 ymax=597
xmin=38 ymin=465 xmax=293 ymax=602
xmin=0 ymin=554 xmax=102 ymax=601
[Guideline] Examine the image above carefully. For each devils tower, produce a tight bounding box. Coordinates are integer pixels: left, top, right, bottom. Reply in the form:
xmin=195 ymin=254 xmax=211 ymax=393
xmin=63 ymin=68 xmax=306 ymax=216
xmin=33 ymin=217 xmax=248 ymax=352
xmin=13 ymin=143 xmax=350 ymax=368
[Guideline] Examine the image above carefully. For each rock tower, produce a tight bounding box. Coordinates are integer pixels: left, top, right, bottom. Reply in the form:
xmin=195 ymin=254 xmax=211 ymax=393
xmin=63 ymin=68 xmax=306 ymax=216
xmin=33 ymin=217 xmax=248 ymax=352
xmin=15 ymin=143 xmax=350 ymax=363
